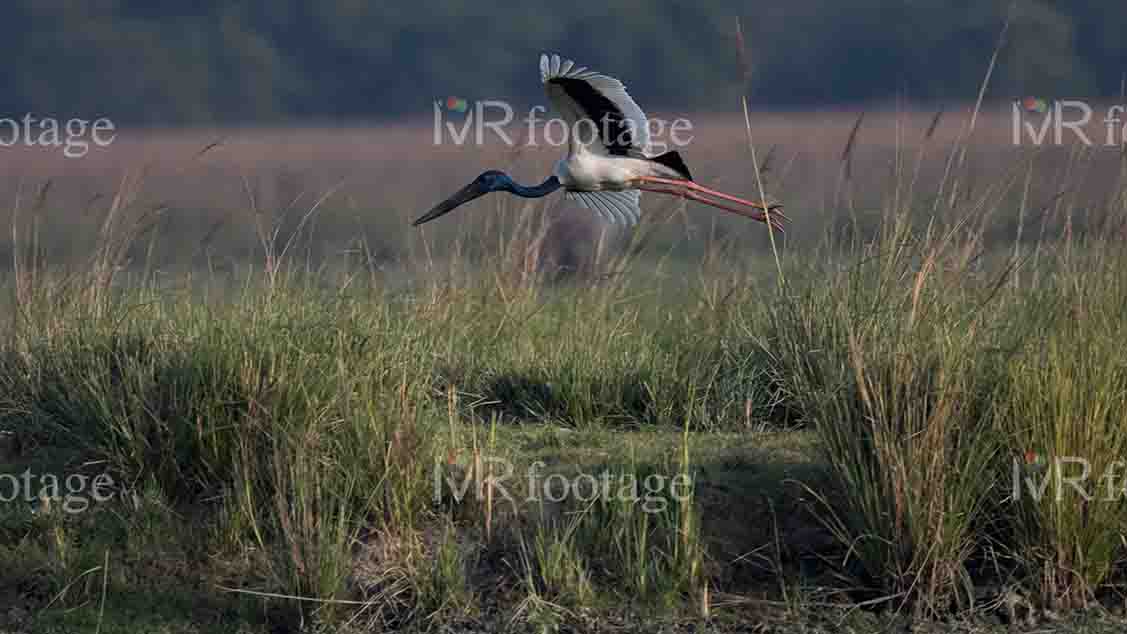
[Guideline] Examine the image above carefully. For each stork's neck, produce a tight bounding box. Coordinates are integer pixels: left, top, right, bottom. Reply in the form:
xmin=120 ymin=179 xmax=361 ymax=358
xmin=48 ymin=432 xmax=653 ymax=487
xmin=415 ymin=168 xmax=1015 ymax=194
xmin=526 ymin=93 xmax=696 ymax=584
xmin=507 ymin=175 xmax=562 ymax=198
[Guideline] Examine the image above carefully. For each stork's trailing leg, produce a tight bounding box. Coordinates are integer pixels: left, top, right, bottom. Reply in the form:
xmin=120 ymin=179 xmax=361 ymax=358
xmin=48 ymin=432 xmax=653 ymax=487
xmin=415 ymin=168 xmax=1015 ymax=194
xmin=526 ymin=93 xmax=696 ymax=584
xmin=636 ymin=176 xmax=786 ymax=231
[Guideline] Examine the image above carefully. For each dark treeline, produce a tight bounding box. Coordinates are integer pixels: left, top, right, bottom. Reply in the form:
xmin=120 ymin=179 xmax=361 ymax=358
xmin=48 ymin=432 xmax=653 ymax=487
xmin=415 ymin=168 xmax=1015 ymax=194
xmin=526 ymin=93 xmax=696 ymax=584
xmin=2 ymin=0 xmax=1123 ymax=125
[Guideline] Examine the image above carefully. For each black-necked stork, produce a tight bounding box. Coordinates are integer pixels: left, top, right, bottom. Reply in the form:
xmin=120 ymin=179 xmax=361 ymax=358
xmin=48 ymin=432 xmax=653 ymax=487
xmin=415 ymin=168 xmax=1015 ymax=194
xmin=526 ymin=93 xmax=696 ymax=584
xmin=414 ymin=53 xmax=785 ymax=231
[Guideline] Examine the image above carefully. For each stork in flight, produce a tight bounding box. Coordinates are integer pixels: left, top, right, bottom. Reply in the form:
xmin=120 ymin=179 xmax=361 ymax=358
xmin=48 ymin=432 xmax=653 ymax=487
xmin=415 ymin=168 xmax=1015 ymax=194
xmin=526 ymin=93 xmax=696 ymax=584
xmin=414 ymin=53 xmax=785 ymax=231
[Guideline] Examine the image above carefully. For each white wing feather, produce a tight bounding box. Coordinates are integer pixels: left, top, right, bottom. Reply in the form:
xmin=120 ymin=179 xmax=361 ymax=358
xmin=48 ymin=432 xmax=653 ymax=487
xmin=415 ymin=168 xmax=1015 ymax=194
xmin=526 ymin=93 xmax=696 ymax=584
xmin=565 ymin=190 xmax=641 ymax=226
xmin=540 ymin=53 xmax=651 ymax=157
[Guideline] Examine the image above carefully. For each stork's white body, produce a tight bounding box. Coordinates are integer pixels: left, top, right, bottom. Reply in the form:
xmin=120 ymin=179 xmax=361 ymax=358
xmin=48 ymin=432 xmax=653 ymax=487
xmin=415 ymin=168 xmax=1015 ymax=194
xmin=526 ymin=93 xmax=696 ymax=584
xmin=553 ymin=148 xmax=677 ymax=193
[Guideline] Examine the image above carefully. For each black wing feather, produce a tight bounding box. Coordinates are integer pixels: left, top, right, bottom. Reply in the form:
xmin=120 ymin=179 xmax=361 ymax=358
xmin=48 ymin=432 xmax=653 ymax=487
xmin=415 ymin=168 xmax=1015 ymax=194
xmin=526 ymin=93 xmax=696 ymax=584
xmin=548 ymin=77 xmax=639 ymax=156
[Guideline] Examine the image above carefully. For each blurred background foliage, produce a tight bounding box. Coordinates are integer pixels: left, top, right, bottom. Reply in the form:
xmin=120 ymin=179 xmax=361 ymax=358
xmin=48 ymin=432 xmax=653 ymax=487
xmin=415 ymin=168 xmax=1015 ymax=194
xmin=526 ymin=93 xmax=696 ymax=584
xmin=2 ymin=0 xmax=1123 ymax=125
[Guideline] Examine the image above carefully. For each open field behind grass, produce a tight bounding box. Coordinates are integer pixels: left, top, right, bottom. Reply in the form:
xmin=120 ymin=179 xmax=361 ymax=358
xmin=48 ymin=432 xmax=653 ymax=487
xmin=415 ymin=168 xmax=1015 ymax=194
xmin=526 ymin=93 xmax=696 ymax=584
xmin=1 ymin=107 xmax=1127 ymax=633
xmin=2 ymin=105 xmax=1125 ymax=273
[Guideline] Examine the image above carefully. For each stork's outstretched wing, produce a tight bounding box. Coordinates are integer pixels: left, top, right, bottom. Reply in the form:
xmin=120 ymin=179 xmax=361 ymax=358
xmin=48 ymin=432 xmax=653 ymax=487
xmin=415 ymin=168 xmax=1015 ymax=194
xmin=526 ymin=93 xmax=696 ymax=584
xmin=540 ymin=53 xmax=650 ymax=158
xmin=565 ymin=189 xmax=641 ymax=224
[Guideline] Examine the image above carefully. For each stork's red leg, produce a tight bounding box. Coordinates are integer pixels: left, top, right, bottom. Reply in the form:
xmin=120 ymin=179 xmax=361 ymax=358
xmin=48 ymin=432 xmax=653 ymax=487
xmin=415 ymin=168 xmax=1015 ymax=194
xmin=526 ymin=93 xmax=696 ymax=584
xmin=637 ymin=176 xmax=787 ymax=221
xmin=637 ymin=184 xmax=785 ymax=232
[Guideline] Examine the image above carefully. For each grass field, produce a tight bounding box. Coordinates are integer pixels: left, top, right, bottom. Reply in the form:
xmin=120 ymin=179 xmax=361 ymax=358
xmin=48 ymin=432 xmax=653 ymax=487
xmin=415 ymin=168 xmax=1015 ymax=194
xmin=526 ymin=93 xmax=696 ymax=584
xmin=2 ymin=104 xmax=1127 ymax=633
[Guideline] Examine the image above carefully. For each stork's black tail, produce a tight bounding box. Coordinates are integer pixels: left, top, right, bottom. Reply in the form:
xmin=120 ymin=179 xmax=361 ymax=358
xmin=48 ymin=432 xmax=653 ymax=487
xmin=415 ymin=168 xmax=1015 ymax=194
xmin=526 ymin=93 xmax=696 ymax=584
xmin=649 ymin=150 xmax=693 ymax=181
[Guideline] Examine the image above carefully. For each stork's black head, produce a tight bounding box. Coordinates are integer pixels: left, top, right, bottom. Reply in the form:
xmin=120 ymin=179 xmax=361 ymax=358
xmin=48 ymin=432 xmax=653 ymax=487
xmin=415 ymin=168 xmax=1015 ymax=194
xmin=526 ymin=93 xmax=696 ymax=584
xmin=413 ymin=170 xmax=514 ymax=226
xmin=475 ymin=170 xmax=512 ymax=189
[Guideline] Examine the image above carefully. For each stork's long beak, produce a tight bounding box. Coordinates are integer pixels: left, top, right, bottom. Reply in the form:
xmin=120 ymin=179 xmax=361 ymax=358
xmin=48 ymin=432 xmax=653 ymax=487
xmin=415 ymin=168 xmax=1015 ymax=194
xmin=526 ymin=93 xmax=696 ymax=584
xmin=413 ymin=181 xmax=489 ymax=226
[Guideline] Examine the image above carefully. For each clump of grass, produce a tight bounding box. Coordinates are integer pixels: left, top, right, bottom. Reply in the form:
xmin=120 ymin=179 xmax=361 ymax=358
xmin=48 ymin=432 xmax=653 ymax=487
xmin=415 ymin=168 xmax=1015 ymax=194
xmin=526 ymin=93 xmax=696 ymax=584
xmin=573 ymin=462 xmax=702 ymax=605
xmin=422 ymin=521 xmax=478 ymax=619
xmin=764 ymin=243 xmax=1005 ymax=615
xmin=997 ymin=264 xmax=1127 ymax=609
xmin=418 ymin=273 xmax=783 ymax=431
xmin=1 ymin=282 xmax=443 ymax=619
xmin=517 ymin=514 xmax=596 ymax=608
xmin=509 ymin=437 xmax=703 ymax=614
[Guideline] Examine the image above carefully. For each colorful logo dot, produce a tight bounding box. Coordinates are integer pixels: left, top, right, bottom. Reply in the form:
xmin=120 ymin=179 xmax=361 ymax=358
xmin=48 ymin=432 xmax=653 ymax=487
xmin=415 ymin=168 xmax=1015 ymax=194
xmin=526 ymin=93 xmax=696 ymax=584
xmin=445 ymin=97 xmax=469 ymax=113
xmin=1022 ymin=97 xmax=1049 ymax=114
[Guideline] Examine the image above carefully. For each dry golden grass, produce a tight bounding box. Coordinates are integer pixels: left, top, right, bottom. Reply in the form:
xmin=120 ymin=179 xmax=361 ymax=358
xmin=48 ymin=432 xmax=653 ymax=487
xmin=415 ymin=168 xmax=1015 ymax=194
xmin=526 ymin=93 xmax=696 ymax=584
xmin=0 ymin=104 xmax=1122 ymax=275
